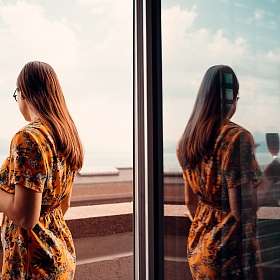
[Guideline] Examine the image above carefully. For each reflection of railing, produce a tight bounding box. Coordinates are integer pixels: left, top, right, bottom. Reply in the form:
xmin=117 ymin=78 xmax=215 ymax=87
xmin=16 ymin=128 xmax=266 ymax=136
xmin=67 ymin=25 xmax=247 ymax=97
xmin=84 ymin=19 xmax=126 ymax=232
xmin=163 ymin=173 xmax=280 ymax=279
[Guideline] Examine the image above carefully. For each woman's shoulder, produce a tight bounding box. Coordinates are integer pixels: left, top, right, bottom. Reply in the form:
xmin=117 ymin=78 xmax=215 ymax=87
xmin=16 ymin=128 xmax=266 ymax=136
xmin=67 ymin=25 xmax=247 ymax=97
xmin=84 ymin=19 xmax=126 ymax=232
xmin=223 ymin=121 xmax=253 ymax=137
xmin=12 ymin=119 xmax=50 ymax=147
xmin=222 ymin=121 xmax=254 ymax=145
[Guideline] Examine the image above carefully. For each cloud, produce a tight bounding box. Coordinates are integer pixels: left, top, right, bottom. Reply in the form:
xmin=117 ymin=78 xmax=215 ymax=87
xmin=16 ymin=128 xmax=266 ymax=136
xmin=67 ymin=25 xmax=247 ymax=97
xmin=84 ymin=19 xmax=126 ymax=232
xmin=164 ymin=11 xmax=247 ymax=95
xmin=234 ymin=2 xmax=247 ymax=9
xmin=0 ymin=1 xmax=79 ymax=144
xmin=162 ymin=6 xmax=248 ymax=107
xmin=266 ymin=49 xmax=280 ymax=63
xmin=66 ymin=0 xmax=133 ymax=157
xmin=0 ymin=1 xmax=79 ymax=72
xmin=254 ymin=9 xmax=265 ymax=21
xmin=244 ymin=8 xmax=270 ymax=25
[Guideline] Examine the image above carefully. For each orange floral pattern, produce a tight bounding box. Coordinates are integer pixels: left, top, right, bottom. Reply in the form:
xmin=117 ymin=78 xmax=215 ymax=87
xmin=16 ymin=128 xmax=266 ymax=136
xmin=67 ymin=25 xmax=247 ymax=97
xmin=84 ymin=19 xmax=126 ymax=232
xmin=0 ymin=120 xmax=76 ymax=279
xmin=183 ymin=121 xmax=262 ymax=280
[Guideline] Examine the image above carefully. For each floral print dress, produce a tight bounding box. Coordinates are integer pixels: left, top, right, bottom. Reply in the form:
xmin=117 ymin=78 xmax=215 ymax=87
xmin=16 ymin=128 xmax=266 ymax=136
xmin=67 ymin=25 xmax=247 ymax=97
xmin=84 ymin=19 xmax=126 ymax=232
xmin=183 ymin=121 xmax=262 ymax=280
xmin=0 ymin=119 xmax=76 ymax=279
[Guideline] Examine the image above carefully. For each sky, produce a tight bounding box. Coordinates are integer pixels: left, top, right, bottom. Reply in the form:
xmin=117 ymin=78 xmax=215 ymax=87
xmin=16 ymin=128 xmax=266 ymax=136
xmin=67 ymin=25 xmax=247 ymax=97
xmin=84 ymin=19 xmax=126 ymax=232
xmin=0 ymin=0 xmax=279 ymax=170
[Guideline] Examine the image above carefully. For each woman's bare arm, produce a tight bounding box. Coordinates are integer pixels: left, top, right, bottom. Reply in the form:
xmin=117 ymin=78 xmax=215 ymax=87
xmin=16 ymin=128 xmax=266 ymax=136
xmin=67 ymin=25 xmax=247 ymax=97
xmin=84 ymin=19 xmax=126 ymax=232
xmin=256 ymin=176 xmax=273 ymax=206
xmin=61 ymin=188 xmax=72 ymax=216
xmin=228 ymin=187 xmax=241 ymax=221
xmin=184 ymin=178 xmax=198 ymax=221
xmin=0 ymin=185 xmax=42 ymax=230
xmin=231 ymin=176 xmax=273 ymax=212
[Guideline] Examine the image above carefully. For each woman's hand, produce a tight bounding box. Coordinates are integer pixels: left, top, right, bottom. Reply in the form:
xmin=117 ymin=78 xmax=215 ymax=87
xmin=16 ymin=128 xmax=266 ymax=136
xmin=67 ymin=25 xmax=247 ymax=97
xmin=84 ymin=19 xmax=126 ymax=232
xmin=256 ymin=176 xmax=273 ymax=206
xmin=182 ymin=172 xmax=197 ymax=221
xmin=228 ymin=187 xmax=241 ymax=222
xmin=60 ymin=189 xmax=72 ymax=216
xmin=183 ymin=204 xmax=196 ymax=221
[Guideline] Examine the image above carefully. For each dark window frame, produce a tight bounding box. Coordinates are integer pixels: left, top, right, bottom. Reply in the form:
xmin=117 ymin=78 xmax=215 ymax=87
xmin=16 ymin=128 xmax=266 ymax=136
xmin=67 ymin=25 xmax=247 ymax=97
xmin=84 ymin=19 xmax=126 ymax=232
xmin=133 ymin=0 xmax=164 ymax=279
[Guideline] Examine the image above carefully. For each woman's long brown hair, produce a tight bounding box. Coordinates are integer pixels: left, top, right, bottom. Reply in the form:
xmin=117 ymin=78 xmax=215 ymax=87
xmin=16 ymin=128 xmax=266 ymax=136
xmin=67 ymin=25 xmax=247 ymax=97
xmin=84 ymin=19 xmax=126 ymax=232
xmin=17 ymin=61 xmax=83 ymax=171
xmin=177 ymin=65 xmax=239 ymax=170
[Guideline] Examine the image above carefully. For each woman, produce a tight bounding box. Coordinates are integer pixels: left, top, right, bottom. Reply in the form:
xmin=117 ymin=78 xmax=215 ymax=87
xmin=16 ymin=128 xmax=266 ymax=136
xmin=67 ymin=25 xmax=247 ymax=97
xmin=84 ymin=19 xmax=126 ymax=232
xmin=0 ymin=61 xmax=83 ymax=279
xmin=177 ymin=65 xmax=263 ymax=279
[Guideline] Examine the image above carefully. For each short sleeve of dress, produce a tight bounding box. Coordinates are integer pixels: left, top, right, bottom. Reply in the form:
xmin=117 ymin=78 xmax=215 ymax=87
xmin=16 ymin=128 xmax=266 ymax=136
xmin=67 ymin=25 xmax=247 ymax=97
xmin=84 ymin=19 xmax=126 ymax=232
xmin=9 ymin=130 xmax=47 ymax=192
xmin=0 ymin=157 xmax=12 ymax=193
xmin=223 ymin=130 xmax=262 ymax=189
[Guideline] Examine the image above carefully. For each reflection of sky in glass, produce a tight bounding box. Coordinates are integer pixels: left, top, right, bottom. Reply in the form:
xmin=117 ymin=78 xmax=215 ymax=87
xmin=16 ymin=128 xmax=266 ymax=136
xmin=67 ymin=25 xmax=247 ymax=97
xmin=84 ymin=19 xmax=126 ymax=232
xmin=162 ymin=0 xmax=280 ymax=170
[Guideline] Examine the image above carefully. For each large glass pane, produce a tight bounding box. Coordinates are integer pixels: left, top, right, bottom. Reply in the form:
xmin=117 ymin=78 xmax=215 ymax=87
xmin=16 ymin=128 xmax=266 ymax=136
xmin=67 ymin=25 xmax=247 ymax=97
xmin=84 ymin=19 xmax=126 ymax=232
xmin=0 ymin=1 xmax=133 ymax=279
xmin=162 ymin=1 xmax=280 ymax=279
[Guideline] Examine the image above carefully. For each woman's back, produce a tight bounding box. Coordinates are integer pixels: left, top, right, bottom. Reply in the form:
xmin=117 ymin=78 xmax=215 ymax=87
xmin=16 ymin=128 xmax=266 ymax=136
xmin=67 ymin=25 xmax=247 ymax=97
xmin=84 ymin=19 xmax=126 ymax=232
xmin=184 ymin=121 xmax=261 ymax=208
xmin=0 ymin=119 xmax=76 ymax=279
xmin=184 ymin=120 xmax=262 ymax=279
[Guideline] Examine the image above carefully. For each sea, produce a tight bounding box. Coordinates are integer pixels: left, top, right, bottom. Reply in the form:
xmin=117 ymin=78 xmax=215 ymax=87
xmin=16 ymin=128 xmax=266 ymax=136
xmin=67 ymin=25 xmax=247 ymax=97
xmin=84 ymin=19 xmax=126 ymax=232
xmin=0 ymin=151 xmax=273 ymax=173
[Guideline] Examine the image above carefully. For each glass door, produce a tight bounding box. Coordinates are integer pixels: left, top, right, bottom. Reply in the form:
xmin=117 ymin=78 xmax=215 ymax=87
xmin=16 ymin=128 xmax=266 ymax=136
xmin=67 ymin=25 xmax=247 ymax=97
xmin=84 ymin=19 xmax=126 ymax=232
xmin=162 ymin=1 xmax=280 ymax=279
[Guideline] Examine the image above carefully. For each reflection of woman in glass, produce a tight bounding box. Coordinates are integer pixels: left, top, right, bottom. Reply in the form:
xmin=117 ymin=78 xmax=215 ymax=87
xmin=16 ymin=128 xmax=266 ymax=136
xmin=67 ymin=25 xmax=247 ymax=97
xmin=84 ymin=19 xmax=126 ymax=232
xmin=0 ymin=61 xmax=83 ymax=279
xmin=177 ymin=65 xmax=262 ymax=279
